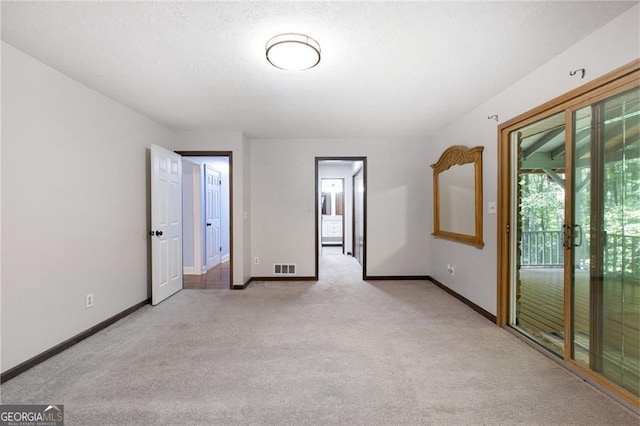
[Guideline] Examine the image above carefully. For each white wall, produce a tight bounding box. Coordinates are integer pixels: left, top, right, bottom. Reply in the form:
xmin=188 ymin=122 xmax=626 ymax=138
xmin=182 ymin=160 xmax=195 ymax=270
xmin=250 ymin=138 xmax=431 ymax=277
xmin=425 ymin=5 xmax=640 ymax=315
xmin=174 ymin=130 xmax=251 ymax=285
xmin=0 ymin=40 xmax=4 ymax=377
xmin=1 ymin=42 xmax=175 ymax=372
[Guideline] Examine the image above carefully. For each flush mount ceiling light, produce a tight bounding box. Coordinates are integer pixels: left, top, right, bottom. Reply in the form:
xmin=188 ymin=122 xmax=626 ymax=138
xmin=266 ymin=33 xmax=321 ymax=71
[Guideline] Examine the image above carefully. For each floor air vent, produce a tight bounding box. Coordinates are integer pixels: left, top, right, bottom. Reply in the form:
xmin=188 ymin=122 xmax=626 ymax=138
xmin=273 ymin=264 xmax=296 ymax=275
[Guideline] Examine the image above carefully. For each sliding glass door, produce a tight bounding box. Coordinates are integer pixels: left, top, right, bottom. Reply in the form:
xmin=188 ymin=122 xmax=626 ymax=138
xmin=510 ymin=111 xmax=567 ymax=357
xmin=571 ymin=88 xmax=639 ymax=396
xmin=499 ymin=62 xmax=639 ymax=403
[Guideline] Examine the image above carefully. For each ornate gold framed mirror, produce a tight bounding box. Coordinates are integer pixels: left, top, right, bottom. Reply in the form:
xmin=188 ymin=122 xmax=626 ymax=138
xmin=431 ymin=145 xmax=484 ymax=248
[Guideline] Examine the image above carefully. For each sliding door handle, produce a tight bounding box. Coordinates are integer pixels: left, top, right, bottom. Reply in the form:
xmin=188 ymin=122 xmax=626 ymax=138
xmin=574 ymin=224 xmax=583 ymax=247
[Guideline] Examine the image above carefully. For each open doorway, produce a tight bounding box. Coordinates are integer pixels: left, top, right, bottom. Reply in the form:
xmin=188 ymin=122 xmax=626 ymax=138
xmin=320 ymin=178 xmax=345 ymax=254
xmin=180 ymin=154 xmax=232 ymax=289
xmin=316 ymin=157 xmax=367 ymax=279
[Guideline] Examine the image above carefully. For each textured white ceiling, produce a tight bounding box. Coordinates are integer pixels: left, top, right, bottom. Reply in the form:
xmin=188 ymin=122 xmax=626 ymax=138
xmin=1 ymin=1 xmax=636 ymax=139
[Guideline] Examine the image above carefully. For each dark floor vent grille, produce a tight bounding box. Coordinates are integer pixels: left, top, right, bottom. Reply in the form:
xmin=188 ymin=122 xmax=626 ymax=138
xmin=273 ymin=264 xmax=296 ymax=275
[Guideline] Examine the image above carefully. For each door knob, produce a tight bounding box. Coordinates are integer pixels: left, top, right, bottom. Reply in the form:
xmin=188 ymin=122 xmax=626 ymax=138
xmin=149 ymin=230 xmax=163 ymax=237
xmin=206 ymin=223 xmax=212 ymax=226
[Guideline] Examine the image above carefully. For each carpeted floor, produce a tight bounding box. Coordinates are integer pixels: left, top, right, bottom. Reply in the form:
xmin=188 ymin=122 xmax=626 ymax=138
xmin=1 ymin=254 xmax=638 ymax=425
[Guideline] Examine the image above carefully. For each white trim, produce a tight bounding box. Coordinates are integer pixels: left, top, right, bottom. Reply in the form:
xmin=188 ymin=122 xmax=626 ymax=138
xmin=221 ymin=254 xmax=230 ymax=263
xmin=183 ymin=266 xmax=194 ymax=275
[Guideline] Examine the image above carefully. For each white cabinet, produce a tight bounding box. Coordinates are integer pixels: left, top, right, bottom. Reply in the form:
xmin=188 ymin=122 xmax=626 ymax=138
xmin=322 ymin=215 xmax=342 ymax=245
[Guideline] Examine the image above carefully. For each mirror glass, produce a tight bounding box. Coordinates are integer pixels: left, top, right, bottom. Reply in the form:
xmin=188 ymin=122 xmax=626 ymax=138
xmin=438 ymin=163 xmax=475 ymax=235
xmin=432 ymin=145 xmax=484 ymax=248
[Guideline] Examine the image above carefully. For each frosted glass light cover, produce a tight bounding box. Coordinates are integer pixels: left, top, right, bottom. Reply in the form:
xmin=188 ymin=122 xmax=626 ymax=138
xmin=266 ymin=33 xmax=321 ymax=71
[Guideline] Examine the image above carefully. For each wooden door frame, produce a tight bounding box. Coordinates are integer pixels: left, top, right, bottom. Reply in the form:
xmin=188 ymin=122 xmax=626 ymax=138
xmin=176 ymin=151 xmax=233 ymax=289
xmin=315 ymin=157 xmax=367 ymax=280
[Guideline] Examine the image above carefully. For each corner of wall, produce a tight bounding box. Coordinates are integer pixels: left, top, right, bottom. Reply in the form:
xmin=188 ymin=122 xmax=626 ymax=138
xmin=242 ymin=133 xmax=252 ymax=285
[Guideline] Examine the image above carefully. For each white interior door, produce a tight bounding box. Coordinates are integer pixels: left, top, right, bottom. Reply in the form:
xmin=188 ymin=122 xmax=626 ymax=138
xmin=151 ymin=144 xmax=183 ymax=305
xmin=205 ymin=166 xmax=222 ymax=270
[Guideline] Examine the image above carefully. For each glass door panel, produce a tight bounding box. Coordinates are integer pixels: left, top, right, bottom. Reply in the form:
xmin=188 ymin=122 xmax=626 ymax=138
xmin=572 ymin=88 xmax=640 ymax=396
xmin=511 ymin=111 xmax=567 ymax=357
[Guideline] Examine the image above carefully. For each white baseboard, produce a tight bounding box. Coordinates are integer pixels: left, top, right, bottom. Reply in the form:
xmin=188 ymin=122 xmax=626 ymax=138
xmin=185 ymin=266 xmax=208 ymax=276
xmin=222 ymin=254 xmax=230 ymax=263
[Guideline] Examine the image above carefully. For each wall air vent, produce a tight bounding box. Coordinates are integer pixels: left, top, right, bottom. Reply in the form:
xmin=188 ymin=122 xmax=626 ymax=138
xmin=273 ymin=264 xmax=296 ymax=275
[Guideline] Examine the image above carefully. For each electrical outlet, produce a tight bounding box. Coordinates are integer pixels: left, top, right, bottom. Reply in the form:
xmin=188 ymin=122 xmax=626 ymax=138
xmin=85 ymin=293 xmax=94 ymax=309
xmin=447 ymin=264 xmax=455 ymax=276
xmin=254 ymin=257 xmax=260 ymax=265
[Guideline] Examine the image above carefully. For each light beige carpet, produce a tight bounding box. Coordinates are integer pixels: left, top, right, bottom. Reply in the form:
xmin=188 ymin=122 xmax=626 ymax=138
xmin=1 ymin=254 xmax=637 ymax=425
